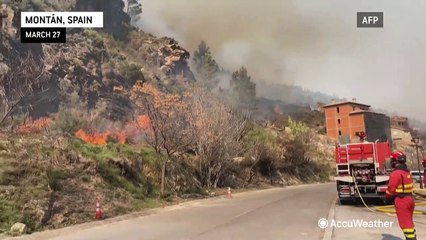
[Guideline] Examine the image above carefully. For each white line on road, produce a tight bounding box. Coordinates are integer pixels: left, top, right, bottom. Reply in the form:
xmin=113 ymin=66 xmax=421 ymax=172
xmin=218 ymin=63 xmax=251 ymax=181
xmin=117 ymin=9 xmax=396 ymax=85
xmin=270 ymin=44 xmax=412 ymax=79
xmin=322 ymin=198 xmax=337 ymax=240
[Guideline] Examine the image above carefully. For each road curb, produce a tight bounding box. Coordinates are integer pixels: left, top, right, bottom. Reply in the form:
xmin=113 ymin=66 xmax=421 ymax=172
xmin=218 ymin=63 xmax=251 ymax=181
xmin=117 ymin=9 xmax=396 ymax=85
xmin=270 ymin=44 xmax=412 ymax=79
xmin=322 ymin=198 xmax=336 ymax=240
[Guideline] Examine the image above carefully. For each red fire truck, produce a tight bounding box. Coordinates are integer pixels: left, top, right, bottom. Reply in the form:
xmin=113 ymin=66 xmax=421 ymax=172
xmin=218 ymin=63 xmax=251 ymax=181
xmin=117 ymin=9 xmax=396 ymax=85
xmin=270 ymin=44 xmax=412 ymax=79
xmin=334 ymin=133 xmax=393 ymax=204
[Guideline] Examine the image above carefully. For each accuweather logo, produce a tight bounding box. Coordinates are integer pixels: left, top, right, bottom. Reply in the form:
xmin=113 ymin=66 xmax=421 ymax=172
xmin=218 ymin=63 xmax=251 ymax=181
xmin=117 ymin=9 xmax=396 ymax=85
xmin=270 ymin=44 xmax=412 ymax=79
xmin=318 ymin=218 xmax=394 ymax=229
xmin=318 ymin=218 xmax=329 ymax=229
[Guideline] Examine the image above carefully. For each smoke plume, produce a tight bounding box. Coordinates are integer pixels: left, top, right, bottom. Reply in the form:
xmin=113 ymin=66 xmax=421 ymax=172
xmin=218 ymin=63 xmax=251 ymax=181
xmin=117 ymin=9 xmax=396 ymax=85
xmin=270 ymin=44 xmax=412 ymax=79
xmin=136 ymin=0 xmax=426 ymax=120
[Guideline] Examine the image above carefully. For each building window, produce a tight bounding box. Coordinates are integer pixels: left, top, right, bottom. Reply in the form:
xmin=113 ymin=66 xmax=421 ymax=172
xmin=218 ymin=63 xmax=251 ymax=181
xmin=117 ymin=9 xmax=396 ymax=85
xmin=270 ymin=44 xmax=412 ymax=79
xmin=337 ymin=107 xmax=340 ymax=113
xmin=339 ymin=130 xmax=342 ymax=136
xmin=353 ymin=107 xmax=356 ymax=111
xmin=355 ymin=131 xmax=360 ymax=136
xmin=338 ymin=119 xmax=341 ymax=124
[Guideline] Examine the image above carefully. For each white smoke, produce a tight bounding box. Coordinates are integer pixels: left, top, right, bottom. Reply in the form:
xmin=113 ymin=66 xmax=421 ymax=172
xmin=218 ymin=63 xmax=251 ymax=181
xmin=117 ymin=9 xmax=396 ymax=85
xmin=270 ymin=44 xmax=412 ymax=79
xmin=133 ymin=0 xmax=184 ymax=43
xmin=135 ymin=0 xmax=426 ymax=121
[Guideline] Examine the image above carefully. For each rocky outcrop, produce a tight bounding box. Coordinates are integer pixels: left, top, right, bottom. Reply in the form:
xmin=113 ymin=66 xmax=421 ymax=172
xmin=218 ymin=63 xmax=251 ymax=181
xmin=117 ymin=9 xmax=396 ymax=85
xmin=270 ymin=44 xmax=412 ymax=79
xmin=140 ymin=36 xmax=195 ymax=81
xmin=1 ymin=0 xmax=197 ymax=122
xmin=10 ymin=223 xmax=26 ymax=235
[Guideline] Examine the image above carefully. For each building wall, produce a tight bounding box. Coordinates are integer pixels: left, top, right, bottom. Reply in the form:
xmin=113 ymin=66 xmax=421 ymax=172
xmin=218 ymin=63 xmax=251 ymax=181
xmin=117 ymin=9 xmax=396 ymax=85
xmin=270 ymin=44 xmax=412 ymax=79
xmin=324 ymin=103 xmax=368 ymax=141
xmin=392 ymin=128 xmax=413 ymax=142
xmin=349 ymin=114 xmax=366 ymax=142
xmin=391 ymin=117 xmax=410 ymax=130
xmin=391 ymin=128 xmax=413 ymax=151
xmin=364 ymin=112 xmax=393 ymax=147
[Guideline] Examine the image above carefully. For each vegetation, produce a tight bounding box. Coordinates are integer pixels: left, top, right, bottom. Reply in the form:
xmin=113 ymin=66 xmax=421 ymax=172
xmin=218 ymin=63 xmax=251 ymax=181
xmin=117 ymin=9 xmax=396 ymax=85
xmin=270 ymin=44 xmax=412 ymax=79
xmin=119 ymin=63 xmax=145 ymax=86
xmin=0 ymin=52 xmax=51 ymax=126
xmin=0 ymin=1 xmax=333 ymax=236
xmin=230 ymin=66 xmax=257 ymax=112
xmin=193 ymin=41 xmax=220 ymax=89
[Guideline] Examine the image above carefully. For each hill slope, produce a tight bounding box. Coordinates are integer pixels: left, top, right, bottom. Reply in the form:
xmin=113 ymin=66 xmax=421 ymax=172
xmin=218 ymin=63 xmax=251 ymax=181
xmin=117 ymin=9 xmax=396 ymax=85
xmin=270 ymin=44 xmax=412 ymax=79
xmin=0 ymin=1 xmax=334 ymax=236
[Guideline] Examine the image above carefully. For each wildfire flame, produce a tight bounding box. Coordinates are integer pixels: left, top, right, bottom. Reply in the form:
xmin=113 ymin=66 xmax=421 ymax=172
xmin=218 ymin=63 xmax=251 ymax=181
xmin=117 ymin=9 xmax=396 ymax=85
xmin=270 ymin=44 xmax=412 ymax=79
xmin=74 ymin=129 xmax=128 ymax=145
xmin=74 ymin=115 xmax=151 ymax=145
xmin=15 ymin=113 xmax=151 ymax=146
xmin=17 ymin=117 xmax=52 ymax=134
xmin=75 ymin=129 xmax=109 ymax=145
xmin=136 ymin=115 xmax=151 ymax=130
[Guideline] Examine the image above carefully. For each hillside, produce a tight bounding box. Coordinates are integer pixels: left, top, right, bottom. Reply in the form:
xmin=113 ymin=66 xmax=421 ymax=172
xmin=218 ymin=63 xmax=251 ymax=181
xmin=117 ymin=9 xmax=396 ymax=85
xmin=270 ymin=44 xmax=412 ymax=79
xmin=256 ymin=82 xmax=344 ymax=108
xmin=0 ymin=1 xmax=333 ymax=236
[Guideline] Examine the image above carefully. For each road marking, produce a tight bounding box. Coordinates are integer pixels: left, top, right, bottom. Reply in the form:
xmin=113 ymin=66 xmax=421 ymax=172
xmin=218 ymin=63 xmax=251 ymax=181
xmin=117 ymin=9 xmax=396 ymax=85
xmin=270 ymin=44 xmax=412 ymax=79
xmin=233 ymin=210 xmax=252 ymax=219
xmin=322 ymin=198 xmax=337 ymax=240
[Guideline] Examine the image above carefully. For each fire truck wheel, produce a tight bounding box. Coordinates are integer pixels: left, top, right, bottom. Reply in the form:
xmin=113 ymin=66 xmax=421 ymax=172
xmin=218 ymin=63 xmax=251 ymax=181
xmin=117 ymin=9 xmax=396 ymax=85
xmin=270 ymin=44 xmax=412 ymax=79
xmin=339 ymin=198 xmax=354 ymax=205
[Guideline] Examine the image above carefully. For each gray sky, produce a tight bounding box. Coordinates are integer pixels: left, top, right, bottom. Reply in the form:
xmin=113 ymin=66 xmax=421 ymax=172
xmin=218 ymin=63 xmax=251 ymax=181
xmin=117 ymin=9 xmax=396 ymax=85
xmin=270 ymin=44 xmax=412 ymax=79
xmin=138 ymin=0 xmax=426 ymax=120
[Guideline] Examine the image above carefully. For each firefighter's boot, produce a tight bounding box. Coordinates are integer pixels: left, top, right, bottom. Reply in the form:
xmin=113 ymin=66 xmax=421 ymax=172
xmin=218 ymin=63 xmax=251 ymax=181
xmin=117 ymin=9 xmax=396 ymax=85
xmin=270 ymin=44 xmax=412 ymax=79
xmin=402 ymin=228 xmax=416 ymax=240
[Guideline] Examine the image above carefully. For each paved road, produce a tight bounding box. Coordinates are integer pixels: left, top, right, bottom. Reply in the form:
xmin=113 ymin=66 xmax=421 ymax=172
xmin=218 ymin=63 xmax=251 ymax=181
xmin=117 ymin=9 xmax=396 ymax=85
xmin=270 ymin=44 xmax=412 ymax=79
xmin=7 ymin=183 xmax=336 ymax=240
xmin=329 ymin=199 xmax=426 ymax=240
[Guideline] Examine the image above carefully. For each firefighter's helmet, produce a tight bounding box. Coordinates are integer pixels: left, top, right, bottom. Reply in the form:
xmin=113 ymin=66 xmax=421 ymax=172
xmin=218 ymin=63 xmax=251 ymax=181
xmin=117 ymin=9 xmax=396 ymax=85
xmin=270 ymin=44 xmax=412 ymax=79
xmin=358 ymin=131 xmax=366 ymax=140
xmin=390 ymin=151 xmax=407 ymax=164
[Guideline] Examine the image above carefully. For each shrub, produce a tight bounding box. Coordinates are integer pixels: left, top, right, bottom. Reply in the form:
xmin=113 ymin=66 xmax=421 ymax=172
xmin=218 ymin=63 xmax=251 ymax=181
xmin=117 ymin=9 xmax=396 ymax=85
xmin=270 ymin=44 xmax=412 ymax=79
xmin=47 ymin=169 xmax=69 ymax=191
xmin=97 ymin=160 xmax=146 ymax=199
xmin=83 ymin=29 xmax=105 ymax=48
xmin=120 ymin=63 xmax=145 ymax=86
xmin=20 ymin=212 xmax=38 ymax=234
xmin=51 ymin=108 xmax=88 ymax=134
xmin=0 ymin=200 xmax=20 ymax=233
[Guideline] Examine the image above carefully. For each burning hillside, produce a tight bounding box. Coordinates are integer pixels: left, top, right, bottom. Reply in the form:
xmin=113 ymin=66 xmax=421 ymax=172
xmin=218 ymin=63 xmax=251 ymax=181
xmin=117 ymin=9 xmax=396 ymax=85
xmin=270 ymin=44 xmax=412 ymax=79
xmin=74 ymin=115 xmax=151 ymax=145
xmin=74 ymin=129 xmax=126 ymax=145
xmin=16 ymin=117 xmax=52 ymax=134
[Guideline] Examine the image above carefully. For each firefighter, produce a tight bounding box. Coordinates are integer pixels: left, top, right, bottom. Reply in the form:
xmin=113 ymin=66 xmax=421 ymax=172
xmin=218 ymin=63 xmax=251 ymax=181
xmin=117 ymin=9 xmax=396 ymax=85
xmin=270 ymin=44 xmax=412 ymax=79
xmin=385 ymin=151 xmax=417 ymax=240
xmin=423 ymin=158 xmax=426 ymax=188
xmin=358 ymin=131 xmax=367 ymax=142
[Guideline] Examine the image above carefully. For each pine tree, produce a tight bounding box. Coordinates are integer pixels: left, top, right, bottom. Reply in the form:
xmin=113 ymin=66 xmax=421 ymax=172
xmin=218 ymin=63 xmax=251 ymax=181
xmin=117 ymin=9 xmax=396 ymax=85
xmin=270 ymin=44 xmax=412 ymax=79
xmin=230 ymin=66 xmax=256 ymax=111
xmin=193 ymin=41 xmax=220 ymax=89
xmin=193 ymin=40 xmax=209 ymax=71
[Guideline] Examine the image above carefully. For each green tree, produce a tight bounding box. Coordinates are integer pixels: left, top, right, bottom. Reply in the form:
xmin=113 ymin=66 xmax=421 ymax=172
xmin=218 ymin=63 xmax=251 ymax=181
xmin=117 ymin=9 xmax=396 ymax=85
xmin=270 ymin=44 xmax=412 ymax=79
xmin=193 ymin=40 xmax=209 ymax=70
xmin=281 ymin=118 xmax=331 ymax=182
xmin=230 ymin=66 xmax=256 ymax=111
xmin=243 ymin=124 xmax=280 ymax=185
xmin=193 ymin=41 xmax=220 ymax=89
xmin=287 ymin=117 xmax=311 ymax=141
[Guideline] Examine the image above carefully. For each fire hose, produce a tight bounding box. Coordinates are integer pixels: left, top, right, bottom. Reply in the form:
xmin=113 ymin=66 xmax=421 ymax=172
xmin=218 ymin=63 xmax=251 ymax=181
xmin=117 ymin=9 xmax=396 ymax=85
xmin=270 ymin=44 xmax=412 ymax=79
xmin=351 ymin=171 xmax=426 ymax=225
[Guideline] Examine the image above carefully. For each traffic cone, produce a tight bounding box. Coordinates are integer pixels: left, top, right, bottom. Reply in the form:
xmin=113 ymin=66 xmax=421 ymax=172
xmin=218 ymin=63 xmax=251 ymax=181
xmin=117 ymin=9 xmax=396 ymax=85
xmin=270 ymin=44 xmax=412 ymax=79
xmin=95 ymin=199 xmax=103 ymax=220
xmin=227 ymin=187 xmax=232 ymax=198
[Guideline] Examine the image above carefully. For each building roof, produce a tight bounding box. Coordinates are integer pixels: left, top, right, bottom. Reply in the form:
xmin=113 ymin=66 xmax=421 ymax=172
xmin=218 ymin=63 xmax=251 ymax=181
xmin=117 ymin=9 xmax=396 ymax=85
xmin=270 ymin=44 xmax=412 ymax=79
xmin=391 ymin=116 xmax=408 ymax=121
xmin=349 ymin=110 xmax=368 ymax=115
xmin=349 ymin=110 xmax=386 ymax=116
xmin=322 ymin=101 xmax=371 ymax=108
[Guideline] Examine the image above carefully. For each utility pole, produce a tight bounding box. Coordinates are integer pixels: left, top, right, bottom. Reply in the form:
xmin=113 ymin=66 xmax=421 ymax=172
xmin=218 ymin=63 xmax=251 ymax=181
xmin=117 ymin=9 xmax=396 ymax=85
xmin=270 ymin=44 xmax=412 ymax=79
xmin=412 ymin=136 xmax=423 ymax=189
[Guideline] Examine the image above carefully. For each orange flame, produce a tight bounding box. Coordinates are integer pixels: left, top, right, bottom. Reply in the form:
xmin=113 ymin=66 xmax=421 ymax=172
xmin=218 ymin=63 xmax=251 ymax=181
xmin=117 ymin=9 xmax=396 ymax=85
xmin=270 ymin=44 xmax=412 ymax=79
xmin=75 ymin=129 xmax=130 ymax=145
xmin=17 ymin=117 xmax=52 ymax=134
xmin=74 ymin=115 xmax=151 ymax=145
xmin=75 ymin=129 xmax=109 ymax=145
xmin=136 ymin=115 xmax=151 ymax=130
xmin=114 ymin=131 xmax=127 ymax=144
